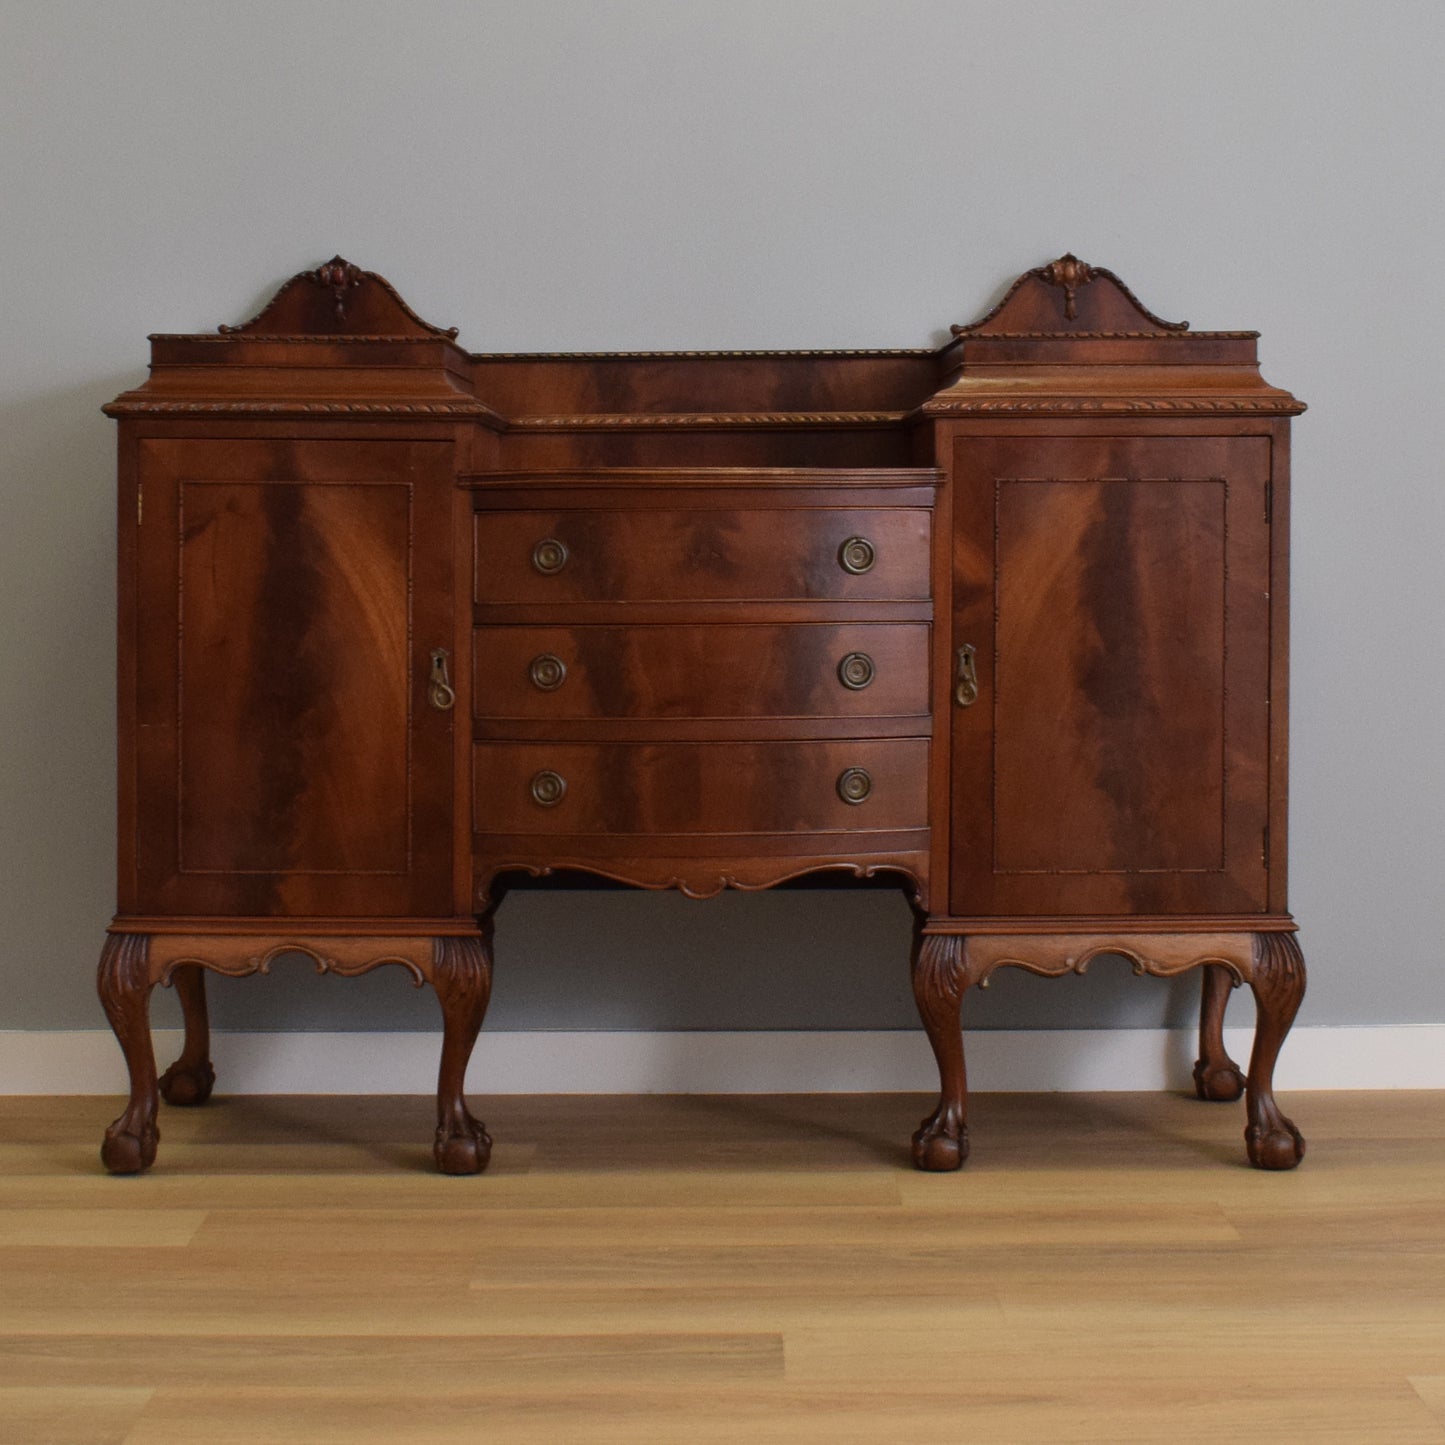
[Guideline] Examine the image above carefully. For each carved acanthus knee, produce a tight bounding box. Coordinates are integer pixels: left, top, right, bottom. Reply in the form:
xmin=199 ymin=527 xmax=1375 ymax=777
xmin=430 ymin=928 xmax=494 ymax=1175
xmin=97 ymin=933 xmax=161 ymax=1174
xmin=911 ymin=930 xmax=970 ymax=1171
xmin=1244 ymin=932 xmax=1306 ymax=1170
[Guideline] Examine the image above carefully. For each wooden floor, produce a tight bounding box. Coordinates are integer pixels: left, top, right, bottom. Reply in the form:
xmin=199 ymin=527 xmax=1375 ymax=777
xmin=2 ymin=1091 xmax=1444 ymax=1444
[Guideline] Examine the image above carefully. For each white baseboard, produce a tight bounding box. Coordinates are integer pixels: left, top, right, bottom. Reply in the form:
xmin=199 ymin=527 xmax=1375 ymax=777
xmin=2 ymin=1025 xmax=1443 ymax=1095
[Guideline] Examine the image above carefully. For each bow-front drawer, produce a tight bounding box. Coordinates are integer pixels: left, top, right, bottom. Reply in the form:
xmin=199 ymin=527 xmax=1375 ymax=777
xmin=473 ymin=507 xmax=931 ymax=605
xmin=473 ymin=738 xmax=928 ymax=835
xmin=473 ymin=623 xmax=929 ymax=722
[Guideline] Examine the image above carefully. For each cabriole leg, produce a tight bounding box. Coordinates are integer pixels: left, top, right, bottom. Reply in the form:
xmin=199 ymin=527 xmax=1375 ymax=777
xmin=97 ymin=933 xmax=160 ymax=1174
xmin=1244 ymin=932 xmax=1307 ymax=1170
xmin=158 ymin=964 xmax=216 ymax=1106
xmin=431 ymin=928 xmax=494 ymax=1175
xmin=1193 ymin=962 xmax=1246 ymax=1102
xmin=910 ymin=929 xmax=970 ymax=1171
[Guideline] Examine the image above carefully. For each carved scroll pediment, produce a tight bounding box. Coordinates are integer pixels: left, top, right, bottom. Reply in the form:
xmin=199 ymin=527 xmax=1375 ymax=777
xmin=953 ymin=253 xmax=1189 ymax=336
xmin=219 ymin=255 xmax=460 ymax=339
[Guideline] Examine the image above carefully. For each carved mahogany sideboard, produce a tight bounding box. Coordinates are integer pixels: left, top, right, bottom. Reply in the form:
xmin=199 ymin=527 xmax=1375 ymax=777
xmin=98 ymin=254 xmax=1307 ymax=1175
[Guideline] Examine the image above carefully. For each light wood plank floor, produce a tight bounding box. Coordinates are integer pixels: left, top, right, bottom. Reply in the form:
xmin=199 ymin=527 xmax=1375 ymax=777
xmin=2 ymin=1091 xmax=1444 ymax=1444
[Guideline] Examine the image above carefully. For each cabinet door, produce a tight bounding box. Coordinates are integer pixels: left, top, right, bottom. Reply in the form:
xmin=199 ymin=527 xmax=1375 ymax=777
xmin=129 ymin=437 xmax=457 ymax=918
xmin=950 ymin=435 xmax=1271 ymax=917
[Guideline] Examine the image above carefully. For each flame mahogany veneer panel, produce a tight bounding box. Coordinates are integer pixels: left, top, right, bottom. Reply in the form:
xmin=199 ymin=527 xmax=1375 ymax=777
xmin=949 ymin=435 xmax=1272 ymax=918
xmin=473 ymin=508 xmax=932 ymax=605
xmin=130 ymin=437 xmax=457 ymax=918
xmin=473 ymin=739 xmax=930 ymax=836
xmin=472 ymin=623 xmax=931 ymax=723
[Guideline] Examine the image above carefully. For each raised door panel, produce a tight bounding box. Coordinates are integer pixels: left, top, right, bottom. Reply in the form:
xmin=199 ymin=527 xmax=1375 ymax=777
xmin=130 ymin=437 xmax=456 ymax=917
xmin=950 ymin=435 xmax=1271 ymax=916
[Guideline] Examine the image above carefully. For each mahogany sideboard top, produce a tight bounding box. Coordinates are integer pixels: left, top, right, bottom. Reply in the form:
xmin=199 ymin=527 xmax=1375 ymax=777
xmin=96 ymin=254 xmax=1308 ymax=1175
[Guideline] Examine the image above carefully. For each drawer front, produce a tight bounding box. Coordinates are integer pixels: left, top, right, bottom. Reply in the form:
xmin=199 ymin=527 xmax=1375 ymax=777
xmin=473 ymin=739 xmax=928 ymax=835
xmin=474 ymin=508 xmax=931 ymax=604
xmin=473 ymin=623 xmax=930 ymax=720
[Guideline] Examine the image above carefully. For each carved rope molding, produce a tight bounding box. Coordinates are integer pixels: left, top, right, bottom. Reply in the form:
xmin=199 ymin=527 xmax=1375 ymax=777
xmin=103 ymin=400 xmax=499 ymax=417
xmin=151 ymin=333 xmax=464 ymax=345
xmin=509 ymin=411 xmax=911 ymax=429
xmin=479 ymin=347 xmax=935 ymax=359
xmin=923 ymin=396 xmax=1307 ymax=416
xmin=960 ymin=330 xmax=1259 ymax=341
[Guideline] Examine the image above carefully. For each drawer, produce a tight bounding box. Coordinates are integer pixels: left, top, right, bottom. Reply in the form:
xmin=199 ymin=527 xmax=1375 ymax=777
xmin=473 ymin=623 xmax=930 ymax=720
xmin=473 ymin=508 xmax=931 ymax=604
xmin=473 ymin=739 xmax=928 ymax=835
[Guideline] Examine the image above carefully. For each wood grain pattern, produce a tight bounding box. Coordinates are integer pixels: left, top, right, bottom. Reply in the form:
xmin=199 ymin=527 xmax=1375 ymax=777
xmin=472 ymin=739 xmax=929 ymax=836
xmin=472 ymin=623 xmax=930 ymax=723
xmin=949 ymin=434 xmax=1272 ymax=917
xmin=102 ymin=255 xmax=1307 ymax=1178
xmin=176 ymin=478 xmax=411 ymax=875
xmin=2 ymin=1093 xmax=1438 ymax=1444
xmin=473 ymin=506 xmax=932 ymax=605
xmin=130 ymin=436 xmax=458 ymax=919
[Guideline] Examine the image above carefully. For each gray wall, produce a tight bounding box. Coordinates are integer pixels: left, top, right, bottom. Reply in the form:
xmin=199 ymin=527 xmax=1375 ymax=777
xmin=2 ymin=1 xmax=1440 ymax=1036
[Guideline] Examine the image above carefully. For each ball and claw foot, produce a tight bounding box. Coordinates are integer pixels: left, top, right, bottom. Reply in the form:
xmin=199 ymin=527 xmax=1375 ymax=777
xmin=101 ymin=1119 xmax=159 ymax=1175
xmin=434 ymin=1113 xmax=492 ymax=1175
xmin=159 ymin=1060 xmax=216 ymax=1107
xmin=911 ymin=1108 xmax=969 ymax=1171
xmin=1193 ymin=1058 xmax=1246 ymax=1102
xmin=1246 ymin=1116 xmax=1306 ymax=1171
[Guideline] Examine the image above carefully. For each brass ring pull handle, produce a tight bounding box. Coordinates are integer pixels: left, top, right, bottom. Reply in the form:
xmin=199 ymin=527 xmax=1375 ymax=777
xmin=528 ymin=654 xmax=567 ymax=691
xmin=531 ymin=538 xmax=569 ymax=575
xmin=955 ymin=643 xmax=979 ymax=707
xmin=427 ymin=648 xmax=456 ymax=711
xmin=838 ymin=536 xmax=876 ymax=575
xmin=529 ymin=770 xmax=567 ymax=807
xmin=836 ymin=767 xmax=872 ymax=805
xmin=837 ymin=652 xmax=876 ymax=690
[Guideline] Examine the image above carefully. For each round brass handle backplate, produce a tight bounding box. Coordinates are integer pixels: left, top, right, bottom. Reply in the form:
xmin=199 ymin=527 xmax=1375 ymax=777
xmin=838 ymin=536 xmax=876 ymax=575
xmin=530 ymin=770 xmax=567 ymax=807
xmin=532 ymin=538 xmax=569 ymax=575
xmin=529 ymin=654 xmax=568 ymax=691
xmin=837 ymin=652 xmax=875 ymax=690
xmin=836 ymin=767 xmax=873 ymax=805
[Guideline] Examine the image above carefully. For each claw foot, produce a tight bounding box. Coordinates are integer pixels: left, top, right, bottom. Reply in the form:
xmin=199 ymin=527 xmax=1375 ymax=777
xmin=1246 ymin=1118 xmax=1305 ymax=1171
xmin=101 ymin=1120 xmax=159 ymax=1175
xmin=911 ymin=1109 xmax=969 ymax=1172
xmin=1193 ymin=1059 xmax=1246 ymax=1102
xmin=434 ymin=1114 xmax=492 ymax=1175
xmin=159 ymin=1060 xmax=216 ymax=1107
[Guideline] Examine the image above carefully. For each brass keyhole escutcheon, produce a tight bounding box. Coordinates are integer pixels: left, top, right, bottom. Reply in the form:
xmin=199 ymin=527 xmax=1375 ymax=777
xmin=530 ymin=770 xmax=567 ymax=807
xmin=838 ymin=536 xmax=876 ymax=575
xmin=836 ymin=767 xmax=872 ymax=805
xmin=529 ymin=654 xmax=567 ymax=691
xmin=427 ymin=648 xmax=456 ymax=711
xmin=531 ymin=538 xmax=569 ymax=575
xmin=837 ymin=652 xmax=875 ymax=690
xmin=955 ymin=643 xmax=980 ymax=707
